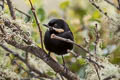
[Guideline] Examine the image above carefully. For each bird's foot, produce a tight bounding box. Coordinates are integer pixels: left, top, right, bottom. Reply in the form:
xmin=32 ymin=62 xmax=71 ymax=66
xmin=46 ymin=55 xmax=50 ymax=61
xmin=62 ymin=64 xmax=68 ymax=73
xmin=46 ymin=52 xmax=51 ymax=61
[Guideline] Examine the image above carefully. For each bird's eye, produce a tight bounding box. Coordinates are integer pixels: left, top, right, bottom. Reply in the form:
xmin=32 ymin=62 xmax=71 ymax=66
xmin=54 ymin=24 xmax=57 ymax=27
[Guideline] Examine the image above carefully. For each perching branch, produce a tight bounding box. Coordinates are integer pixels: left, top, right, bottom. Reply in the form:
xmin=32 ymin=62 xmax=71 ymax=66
xmin=0 ymin=17 xmax=80 ymax=80
xmin=51 ymin=34 xmax=104 ymax=69
xmin=51 ymin=34 xmax=93 ymax=57
xmin=6 ymin=0 xmax=16 ymax=20
xmin=5 ymin=40 xmax=79 ymax=80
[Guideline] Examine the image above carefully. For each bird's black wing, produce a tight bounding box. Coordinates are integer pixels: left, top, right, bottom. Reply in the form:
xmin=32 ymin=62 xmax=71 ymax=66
xmin=57 ymin=31 xmax=74 ymax=41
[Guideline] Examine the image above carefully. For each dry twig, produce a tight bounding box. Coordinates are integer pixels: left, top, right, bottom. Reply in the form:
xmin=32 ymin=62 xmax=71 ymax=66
xmin=104 ymin=0 xmax=120 ymax=10
xmin=89 ymin=0 xmax=114 ymax=21
xmin=6 ymin=0 xmax=16 ymax=20
xmin=51 ymin=34 xmax=104 ymax=68
xmin=28 ymin=0 xmax=43 ymax=49
xmin=14 ymin=7 xmax=31 ymax=21
xmin=0 ymin=0 xmax=4 ymax=10
xmin=3 ymin=1 xmax=31 ymax=21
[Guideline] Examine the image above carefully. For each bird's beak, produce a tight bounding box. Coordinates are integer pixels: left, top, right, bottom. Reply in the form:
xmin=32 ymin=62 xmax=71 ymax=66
xmin=43 ymin=24 xmax=64 ymax=33
xmin=43 ymin=24 xmax=50 ymax=28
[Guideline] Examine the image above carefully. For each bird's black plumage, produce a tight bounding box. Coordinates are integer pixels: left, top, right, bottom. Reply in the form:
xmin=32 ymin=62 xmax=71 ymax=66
xmin=44 ymin=19 xmax=74 ymax=55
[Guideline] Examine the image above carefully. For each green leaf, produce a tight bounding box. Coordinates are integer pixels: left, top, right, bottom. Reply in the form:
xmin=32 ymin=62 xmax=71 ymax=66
xmin=89 ymin=43 xmax=95 ymax=51
xmin=46 ymin=71 xmax=55 ymax=76
xmin=37 ymin=8 xmax=45 ymax=22
xmin=109 ymin=46 xmax=120 ymax=65
xmin=92 ymin=10 xmax=101 ymax=19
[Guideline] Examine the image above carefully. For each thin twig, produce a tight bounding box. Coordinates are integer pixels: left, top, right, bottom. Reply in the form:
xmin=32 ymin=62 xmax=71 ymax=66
xmin=93 ymin=24 xmax=101 ymax=80
xmin=94 ymin=24 xmax=100 ymax=54
xmin=103 ymin=75 xmax=116 ymax=80
xmin=89 ymin=0 xmax=113 ymax=21
xmin=6 ymin=0 xmax=16 ymax=20
xmin=118 ymin=0 xmax=120 ymax=9
xmin=93 ymin=64 xmax=101 ymax=80
xmin=11 ymin=60 xmax=32 ymax=79
xmin=4 ymin=1 xmax=31 ymax=21
xmin=51 ymin=34 xmax=104 ymax=68
xmin=0 ymin=44 xmax=25 ymax=62
xmin=28 ymin=0 xmax=43 ymax=49
xmin=86 ymin=58 xmax=104 ymax=69
xmin=84 ymin=38 xmax=91 ymax=59
xmin=68 ymin=49 xmax=104 ymax=69
xmin=0 ymin=44 xmax=53 ymax=79
xmin=0 ymin=25 xmax=5 ymax=35
xmin=0 ymin=0 xmax=4 ymax=10
xmin=14 ymin=60 xmax=46 ymax=79
xmin=51 ymin=34 xmax=93 ymax=57
xmin=67 ymin=49 xmax=78 ymax=57
xmin=104 ymin=0 xmax=120 ymax=10
xmin=14 ymin=7 xmax=31 ymax=21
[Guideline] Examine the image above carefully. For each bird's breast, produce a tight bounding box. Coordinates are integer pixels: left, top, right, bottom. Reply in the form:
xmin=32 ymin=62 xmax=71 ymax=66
xmin=44 ymin=31 xmax=59 ymax=49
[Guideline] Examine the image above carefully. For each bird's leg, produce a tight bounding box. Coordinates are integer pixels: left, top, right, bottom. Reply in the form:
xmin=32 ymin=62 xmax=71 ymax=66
xmin=48 ymin=51 xmax=51 ymax=57
xmin=62 ymin=55 xmax=65 ymax=66
xmin=46 ymin=52 xmax=51 ymax=61
xmin=62 ymin=55 xmax=68 ymax=72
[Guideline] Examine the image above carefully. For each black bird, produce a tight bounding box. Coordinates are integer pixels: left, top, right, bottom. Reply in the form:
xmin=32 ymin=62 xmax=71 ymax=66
xmin=43 ymin=19 xmax=74 ymax=65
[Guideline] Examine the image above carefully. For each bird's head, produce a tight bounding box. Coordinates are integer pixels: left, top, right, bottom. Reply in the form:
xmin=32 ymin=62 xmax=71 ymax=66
xmin=43 ymin=19 xmax=70 ymax=32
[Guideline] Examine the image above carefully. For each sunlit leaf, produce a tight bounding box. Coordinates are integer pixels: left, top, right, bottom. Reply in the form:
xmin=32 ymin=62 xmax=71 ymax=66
xmin=92 ymin=10 xmax=101 ymax=19
xmin=109 ymin=46 xmax=120 ymax=65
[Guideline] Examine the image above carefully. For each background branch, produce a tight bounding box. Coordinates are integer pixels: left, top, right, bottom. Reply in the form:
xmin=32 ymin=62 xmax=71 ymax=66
xmin=104 ymin=0 xmax=120 ymax=10
xmin=28 ymin=0 xmax=44 ymax=49
xmin=3 ymin=1 xmax=31 ymax=21
xmin=14 ymin=7 xmax=31 ymax=21
xmin=6 ymin=0 xmax=16 ymax=20
xmin=0 ymin=0 xmax=4 ymax=10
xmin=89 ymin=0 xmax=114 ymax=21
